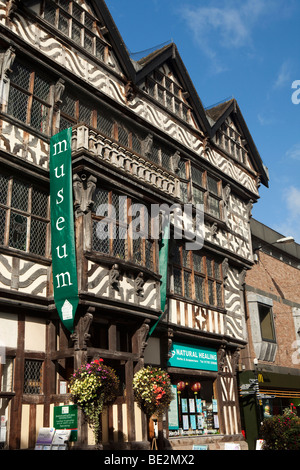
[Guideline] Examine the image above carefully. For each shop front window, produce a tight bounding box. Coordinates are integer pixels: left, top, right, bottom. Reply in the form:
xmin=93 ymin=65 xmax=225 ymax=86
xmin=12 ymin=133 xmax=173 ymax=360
xmin=168 ymin=378 xmax=219 ymax=437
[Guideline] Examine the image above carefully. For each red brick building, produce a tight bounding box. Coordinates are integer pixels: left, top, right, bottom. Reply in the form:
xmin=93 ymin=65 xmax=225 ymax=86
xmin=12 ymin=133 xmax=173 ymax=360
xmin=239 ymin=218 xmax=300 ymax=449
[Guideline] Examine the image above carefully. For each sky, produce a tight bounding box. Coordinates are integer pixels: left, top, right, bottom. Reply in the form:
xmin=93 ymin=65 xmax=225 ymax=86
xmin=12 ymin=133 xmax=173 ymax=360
xmin=105 ymin=0 xmax=300 ymax=243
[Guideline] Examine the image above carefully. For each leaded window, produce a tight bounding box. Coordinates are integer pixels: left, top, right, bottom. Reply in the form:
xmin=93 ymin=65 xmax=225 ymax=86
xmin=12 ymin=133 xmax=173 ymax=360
xmin=189 ymin=164 xmax=222 ymax=220
xmin=92 ymin=187 xmax=156 ymax=272
xmin=145 ymin=70 xmax=190 ymax=122
xmin=23 ymin=359 xmax=43 ymax=395
xmin=216 ymin=123 xmax=248 ymax=165
xmin=7 ymin=60 xmax=52 ymax=134
xmin=172 ymin=244 xmax=224 ymax=308
xmin=0 ymin=174 xmax=49 ymax=256
xmin=43 ymin=0 xmax=108 ymax=63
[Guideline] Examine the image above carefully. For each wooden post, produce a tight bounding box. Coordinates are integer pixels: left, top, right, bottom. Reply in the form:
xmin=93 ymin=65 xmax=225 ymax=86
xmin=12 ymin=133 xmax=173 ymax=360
xmin=125 ymin=359 xmax=135 ymax=442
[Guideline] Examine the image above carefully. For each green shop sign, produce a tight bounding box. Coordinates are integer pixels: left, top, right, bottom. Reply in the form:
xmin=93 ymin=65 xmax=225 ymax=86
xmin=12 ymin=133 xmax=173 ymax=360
xmin=168 ymin=343 xmax=218 ymax=371
xmin=53 ymin=405 xmax=78 ymax=442
xmin=50 ymin=128 xmax=78 ymax=333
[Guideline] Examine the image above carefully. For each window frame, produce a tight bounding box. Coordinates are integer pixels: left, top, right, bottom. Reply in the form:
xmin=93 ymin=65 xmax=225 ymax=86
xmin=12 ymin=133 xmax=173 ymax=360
xmin=42 ymin=0 xmax=108 ymax=63
xmin=146 ymin=70 xmax=191 ymax=123
xmin=258 ymin=303 xmax=276 ymax=343
xmin=7 ymin=60 xmax=52 ymax=135
xmin=172 ymin=244 xmax=224 ymax=309
xmin=0 ymin=174 xmax=50 ymax=257
xmin=23 ymin=359 xmax=44 ymax=395
xmin=91 ymin=187 xmax=157 ymax=272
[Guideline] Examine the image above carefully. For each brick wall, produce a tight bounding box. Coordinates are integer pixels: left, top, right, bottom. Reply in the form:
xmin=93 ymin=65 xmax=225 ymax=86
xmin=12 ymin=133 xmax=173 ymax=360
xmin=245 ymin=251 xmax=300 ymax=369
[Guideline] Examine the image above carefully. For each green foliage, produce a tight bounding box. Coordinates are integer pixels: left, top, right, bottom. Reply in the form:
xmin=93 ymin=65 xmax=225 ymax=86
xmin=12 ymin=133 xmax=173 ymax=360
xmin=69 ymin=359 xmax=119 ymax=444
xmin=260 ymin=408 xmax=300 ymax=450
xmin=133 ymin=366 xmax=174 ymax=418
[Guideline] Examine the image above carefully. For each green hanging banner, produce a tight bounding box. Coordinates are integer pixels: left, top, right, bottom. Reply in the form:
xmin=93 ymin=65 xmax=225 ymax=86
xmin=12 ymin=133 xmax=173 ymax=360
xmin=50 ymin=128 xmax=78 ymax=333
xmin=148 ymin=222 xmax=169 ymax=337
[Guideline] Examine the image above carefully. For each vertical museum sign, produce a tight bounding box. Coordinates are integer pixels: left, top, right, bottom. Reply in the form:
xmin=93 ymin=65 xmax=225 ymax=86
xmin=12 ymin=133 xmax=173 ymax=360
xmin=50 ymin=128 xmax=78 ymax=332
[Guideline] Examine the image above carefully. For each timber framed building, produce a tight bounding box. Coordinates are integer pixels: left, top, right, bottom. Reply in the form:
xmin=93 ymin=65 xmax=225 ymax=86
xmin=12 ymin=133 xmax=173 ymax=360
xmin=0 ymin=0 xmax=268 ymax=450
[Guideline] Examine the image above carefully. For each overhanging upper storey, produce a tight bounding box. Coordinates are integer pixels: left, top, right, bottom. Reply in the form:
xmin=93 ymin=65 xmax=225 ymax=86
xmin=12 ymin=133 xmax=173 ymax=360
xmin=207 ymin=99 xmax=269 ymax=188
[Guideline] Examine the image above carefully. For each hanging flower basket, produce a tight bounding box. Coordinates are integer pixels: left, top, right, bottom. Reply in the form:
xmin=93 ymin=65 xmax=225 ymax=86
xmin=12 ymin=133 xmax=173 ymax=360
xmin=69 ymin=359 xmax=119 ymax=445
xmin=133 ymin=366 xmax=173 ymax=418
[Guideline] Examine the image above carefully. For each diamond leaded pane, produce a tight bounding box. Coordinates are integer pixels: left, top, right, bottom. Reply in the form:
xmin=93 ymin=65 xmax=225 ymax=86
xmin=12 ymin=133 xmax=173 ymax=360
xmin=7 ymin=87 xmax=28 ymax=123
xmin=93 ymin=188 xmax=109 ymax=214
xmin=195 ymin=275 xmax=204 ymax=302
xmin=84 ymin=32 xmax=93 ymax=54
xmin=193 ymin=253 xmax=202 ymax=273
xmin=30 ymin=100 xmax=49 ymax=132
xmin=60 ymin=117 xmax=73 ymax=130
xmin=207 ymin=175 xmax=219 ymax=195
xmin=30 ymin=218 xmax=47 ymax=256
xmin=33 ymin=73 xmax=51 ymax=102
xmin=10 ymin=61 xmax=31 ymax=89
xmin=0 ymin=207 xmax=6 ymax=244
xmin=191 ymin=166 xmax=203 ymax=186
xmin=23 ymin=360 xmax=43 ymax=395
xmin=145 ymin=239 xmax=153 ymax=270
xmin=31 ymin=189 xmax=48 ymax=218
xmin=84 ymin=13 xmax=94 ymax=30
xmin=113 ymin=226 xmax=127 ymax=259
xmin=184 ymin=271 xmax=191 ymax=298
xmin=9 ymin=211 xmax=27 ymax=251
xmin=193 ymin=186 xmax=204 ymax=205
xmin=208 ymin=280 xmax=214 ymax=305
xmin=96 ymin=38 xmax=105 ymax=61
xmin=11 ymin=180 xmax=29 ymax=211
xmin=44 ymin=3 xmax=56 ymax=24
xmin=58 ymin=0 xmax=70 ymax=12
xmin=78 ymin=101 xmax=93 ymax=125
xmin=92 ymin=219 xmax=109 ymax=253
xmin=216 ymin=282 xmax=223 ymax=307
xmin=133 ymin=238 xmax=142 ymax=265
xmin=97 ymin=109 xmax=114 ymax=137
xmin=173 ymin=268 xmax=182 ymax=295
xmin=58 ymin=11 xmax=69 ymax=35
xmin=118 ymin=125 xmax=129 ymax=148
xmin=61 ymin=92 xmax=76 ymax=117
xmin=161 ymin=147 xmax=171 ymax=170
xmin=0 ymin=174 xmax=8 ymax=205
xmin=72 ymin=22 xmax=81 ymax=44
xmin=72 ymin=2 xmax=82 ymax=22
xmin=208 ymin=196 xmax=220 ymax=218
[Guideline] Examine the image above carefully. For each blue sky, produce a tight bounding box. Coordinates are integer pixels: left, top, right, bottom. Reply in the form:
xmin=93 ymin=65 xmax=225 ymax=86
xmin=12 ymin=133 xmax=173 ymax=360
xmin=105 ymin=0 xmax=300 ymax=243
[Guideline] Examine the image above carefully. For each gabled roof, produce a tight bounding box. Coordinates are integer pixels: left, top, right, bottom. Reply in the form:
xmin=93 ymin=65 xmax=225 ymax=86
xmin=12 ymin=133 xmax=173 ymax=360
xmin=206 ymin=99 xmax=269 ymax=187
xmin=90 ymin=0 xmax=137 ymax=78
xmin=135 ymin=42 xmax=212 ymax=136
xmin=91 ymin=1 xmax=268 ymax=187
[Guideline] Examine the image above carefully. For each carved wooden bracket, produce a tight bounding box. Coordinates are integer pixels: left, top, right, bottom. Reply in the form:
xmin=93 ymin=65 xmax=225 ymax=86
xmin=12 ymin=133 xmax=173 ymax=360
xmin=222 ymin=258 xmax=229 ymax=288
xmin=73 ymin=173 xmax=97 ymax=216
xmin=135 ymin=272 xmax=145 ymax=298
xmin=0 ymin=46 xmax=16 ymax=81
xmin=54 ymin=78 xmax=65 ymax=112
xmin=217 ymin=344 xmax=226 ymax=372
xmin=167 ymin=328 xmax=174 ymax=359
xmin=71 ymin=309 xmax=94 ymax=351
xmin=109 ymin=264 xmax=121 ymax=291
xmin=171 ymin=151 xmax=181 ymax=173
xmin=125 ymin=81 xmax=135 ymax=102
